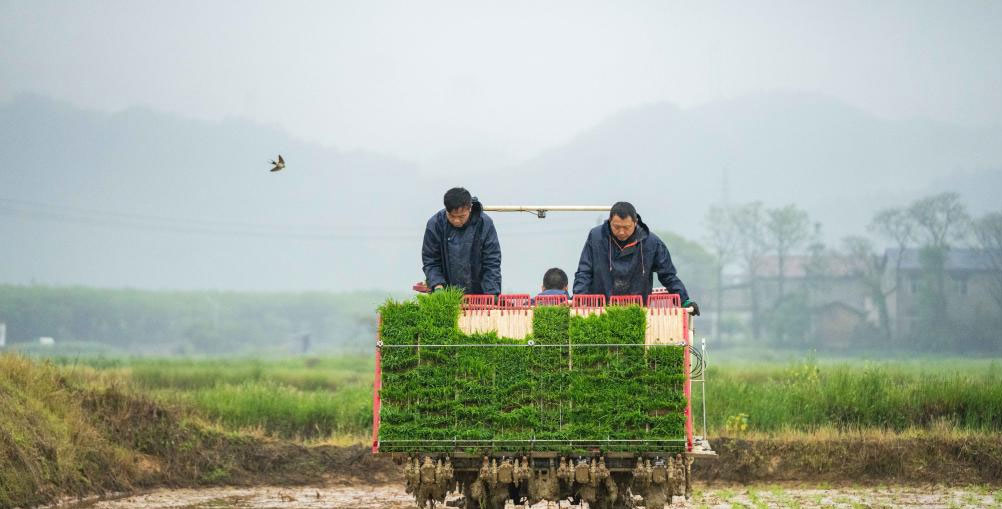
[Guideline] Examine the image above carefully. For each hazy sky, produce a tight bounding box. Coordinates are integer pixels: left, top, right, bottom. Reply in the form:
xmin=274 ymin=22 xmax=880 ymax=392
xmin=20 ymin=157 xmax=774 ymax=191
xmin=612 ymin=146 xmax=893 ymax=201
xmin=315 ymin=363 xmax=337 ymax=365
xmin=2 ymin=0 xmax=1001 ymax=168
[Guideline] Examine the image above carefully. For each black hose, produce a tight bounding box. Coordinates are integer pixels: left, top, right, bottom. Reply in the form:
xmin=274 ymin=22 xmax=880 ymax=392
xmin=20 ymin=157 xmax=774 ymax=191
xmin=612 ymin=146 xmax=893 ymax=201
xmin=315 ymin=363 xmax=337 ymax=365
xmin=687 ymin=345 xmax=704 ymax=378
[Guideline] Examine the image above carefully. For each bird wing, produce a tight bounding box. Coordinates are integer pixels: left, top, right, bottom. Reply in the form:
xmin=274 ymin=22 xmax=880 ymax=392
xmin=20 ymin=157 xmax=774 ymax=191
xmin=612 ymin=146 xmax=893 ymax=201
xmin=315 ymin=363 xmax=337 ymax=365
xmin=278 ymin=155 xmax=285 ymax=165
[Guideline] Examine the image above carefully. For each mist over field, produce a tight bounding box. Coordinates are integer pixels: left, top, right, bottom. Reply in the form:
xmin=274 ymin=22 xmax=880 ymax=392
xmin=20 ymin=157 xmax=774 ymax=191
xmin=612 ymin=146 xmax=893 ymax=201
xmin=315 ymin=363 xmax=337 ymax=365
xmin=4 ymin=5 xmax=1002 ymax=509
xmin=1 ymin=0 xmax=1000 ymax=354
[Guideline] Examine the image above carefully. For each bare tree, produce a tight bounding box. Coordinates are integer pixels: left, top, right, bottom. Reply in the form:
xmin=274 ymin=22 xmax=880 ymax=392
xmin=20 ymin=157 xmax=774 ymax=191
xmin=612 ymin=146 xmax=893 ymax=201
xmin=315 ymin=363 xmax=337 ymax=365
xmin=869 ymin=207 xmax=914 ymax=294
xmin=907 ymin=192 xmax=971 ymax=314
xmin=803 ymin=222 xmax=829 ymax=293
xmin=908 ymin=192 xmax=970 ymax=250
xmin=842 ymin=235 xmax=891 ymax=340
xmin=732 ymin=202 xmax=768 ymax=340
xmin=766 ymin=204 xmax=811 ymax=297
xmin=704 ymin=205 xmax=739 ymax=340
xmin=974 ymin=212 xmax=1002 ymax=312
xmin=868 ymin=207 xmax=915 ymax=341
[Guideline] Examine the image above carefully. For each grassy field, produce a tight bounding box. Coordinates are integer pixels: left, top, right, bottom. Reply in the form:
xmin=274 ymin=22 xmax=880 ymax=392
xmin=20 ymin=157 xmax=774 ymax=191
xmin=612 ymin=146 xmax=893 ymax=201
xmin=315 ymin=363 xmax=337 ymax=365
xmin=5 ymin=352 xmax=1002 ymax=507
xmin=704 ymin=357 xmax=1002 ymax=433
xmin=35 ymin=354 xmax=1002 ymax=440
xmin=52 ymin=356 xmax=376 ymax=440
xmin=0 ymin=354 xmax=385 ymax=508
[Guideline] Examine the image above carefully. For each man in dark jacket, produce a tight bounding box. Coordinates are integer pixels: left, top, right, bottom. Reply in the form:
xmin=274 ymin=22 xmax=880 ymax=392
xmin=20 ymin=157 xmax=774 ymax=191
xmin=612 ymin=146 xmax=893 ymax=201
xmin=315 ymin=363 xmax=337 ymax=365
xmin=573 ymin=201 xmax=700 ymax=314
xmin=422 ymin=187 xmax=502 ymax=295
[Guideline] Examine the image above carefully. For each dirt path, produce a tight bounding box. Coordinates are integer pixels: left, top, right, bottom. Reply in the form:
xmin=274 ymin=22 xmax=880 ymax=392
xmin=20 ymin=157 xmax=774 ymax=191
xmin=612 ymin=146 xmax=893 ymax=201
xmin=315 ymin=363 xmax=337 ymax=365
xmin=81 ymin=483 xmax=1002 ymax=508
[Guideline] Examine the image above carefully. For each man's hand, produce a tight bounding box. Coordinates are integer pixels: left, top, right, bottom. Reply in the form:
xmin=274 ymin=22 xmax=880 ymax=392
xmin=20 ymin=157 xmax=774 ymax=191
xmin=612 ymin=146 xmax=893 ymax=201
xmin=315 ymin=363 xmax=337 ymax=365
xmin=683 ymin=300 xmax=700 ymax=316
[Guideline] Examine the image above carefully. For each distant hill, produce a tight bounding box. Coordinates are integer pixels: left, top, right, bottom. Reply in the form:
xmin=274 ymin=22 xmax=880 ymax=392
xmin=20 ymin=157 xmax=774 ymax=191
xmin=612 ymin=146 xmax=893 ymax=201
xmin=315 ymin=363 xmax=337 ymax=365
xmin=0 ymin=94 xmax=428 ymax=291
xmin=2 ymin=93 xmax=1000 ymax=292
xmin=495 ymin=91 xmax=1002 ymax=241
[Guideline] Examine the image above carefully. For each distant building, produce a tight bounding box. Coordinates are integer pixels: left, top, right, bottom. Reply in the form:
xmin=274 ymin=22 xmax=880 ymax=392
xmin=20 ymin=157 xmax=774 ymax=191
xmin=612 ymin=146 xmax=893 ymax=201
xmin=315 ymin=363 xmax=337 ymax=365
xmin=884 ymin=248 xmax=998 ymax=340
xmin=39 ymin=336 xmax=55 ymax=346
xmin=715 ymin=248 xmax=1000 ymax=347
xmin=810 ymin=301 xmax=866 ymax=350
xmin=0 ymin=322 xmax=6 ymax=348
xmin=719 ymin=255 xmax=873 ymax=348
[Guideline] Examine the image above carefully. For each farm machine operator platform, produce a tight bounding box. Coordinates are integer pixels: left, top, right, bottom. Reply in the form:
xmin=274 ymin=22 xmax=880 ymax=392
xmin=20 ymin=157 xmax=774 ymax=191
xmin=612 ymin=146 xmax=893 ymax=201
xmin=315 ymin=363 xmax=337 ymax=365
xmin=372 ymin=205 xmax=715 ymax=509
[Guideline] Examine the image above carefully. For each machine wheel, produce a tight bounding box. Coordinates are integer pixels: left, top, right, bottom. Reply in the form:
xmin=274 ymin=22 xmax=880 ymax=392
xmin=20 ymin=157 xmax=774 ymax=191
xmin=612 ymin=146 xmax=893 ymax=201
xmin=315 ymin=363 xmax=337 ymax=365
xmin=611 ymin=475 xmax=632 ymax=509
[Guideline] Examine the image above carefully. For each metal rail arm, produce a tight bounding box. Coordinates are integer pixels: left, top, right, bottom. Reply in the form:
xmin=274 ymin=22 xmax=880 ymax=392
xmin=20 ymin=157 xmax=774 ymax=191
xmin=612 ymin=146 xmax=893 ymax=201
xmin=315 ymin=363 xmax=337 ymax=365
xmin=481 ymin=205 xmax=612 ymax=218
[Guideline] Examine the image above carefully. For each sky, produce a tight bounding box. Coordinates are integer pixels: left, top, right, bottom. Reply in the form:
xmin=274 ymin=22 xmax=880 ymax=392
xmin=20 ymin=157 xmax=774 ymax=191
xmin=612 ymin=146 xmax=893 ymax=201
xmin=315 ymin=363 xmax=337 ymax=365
xmin=2 ymin=0 xmax=1001 ymax=171
xmin=2 ymin=0 xmax=1002 ymax=293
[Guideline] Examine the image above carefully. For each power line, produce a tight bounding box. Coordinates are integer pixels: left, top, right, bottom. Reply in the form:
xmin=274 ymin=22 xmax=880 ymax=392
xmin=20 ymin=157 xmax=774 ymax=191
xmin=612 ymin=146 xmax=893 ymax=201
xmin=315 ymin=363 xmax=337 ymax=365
xmin=0 ymin=204 xmax=414 ymax=240
xmin=0 ymin=197 xmax=586 ymax=241
xmin=0 ymin=196 xmax=409 ymax=233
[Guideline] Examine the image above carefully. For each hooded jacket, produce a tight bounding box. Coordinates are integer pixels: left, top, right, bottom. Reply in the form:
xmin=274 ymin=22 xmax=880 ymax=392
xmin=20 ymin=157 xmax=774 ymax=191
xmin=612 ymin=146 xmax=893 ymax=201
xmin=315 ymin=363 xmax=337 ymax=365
xmin=421 ymin=199 xmax=502 ymax=295
xmin=572 ymin=215 xmax=689 ymax=302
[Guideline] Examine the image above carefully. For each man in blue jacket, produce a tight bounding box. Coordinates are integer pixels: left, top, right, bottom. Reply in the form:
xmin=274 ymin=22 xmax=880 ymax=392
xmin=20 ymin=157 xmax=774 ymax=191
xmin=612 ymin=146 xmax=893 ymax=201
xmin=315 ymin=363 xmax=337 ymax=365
xmin=573 ymin=201 xmax=699 ymax=314
xmin=422 ymin=187 xmax=502 ymax=295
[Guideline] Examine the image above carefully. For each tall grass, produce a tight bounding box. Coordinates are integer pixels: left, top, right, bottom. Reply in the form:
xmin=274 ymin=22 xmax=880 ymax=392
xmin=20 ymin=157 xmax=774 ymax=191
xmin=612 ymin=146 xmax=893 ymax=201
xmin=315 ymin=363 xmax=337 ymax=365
xmin=125 ymin=357 xmax=372 ymax=391
xmin=174 ymin=382 xmax=372 ymax=438
xmin=51 ymin=356 xmax=376 ymax=439
xmin=1 ymin=353 xmax=362 ymax=509
xmin=704 ymin=359 xmax=1002 ymax=433
xmin=127 ymin=357 xmax=374 ymax=439
xmin=54 ymin=356 xmax=373 ymax=387
xmin=0 ymin=355 xmax=141 ymax=507
xmin=40 ymin=355 xmax=1002 ymax=439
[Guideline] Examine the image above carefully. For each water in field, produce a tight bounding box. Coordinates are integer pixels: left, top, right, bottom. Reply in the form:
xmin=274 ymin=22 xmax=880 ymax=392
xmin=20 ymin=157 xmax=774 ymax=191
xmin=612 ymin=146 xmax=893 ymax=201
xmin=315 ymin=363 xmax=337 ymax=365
xmin=82 ymin=483 xmax=1001 ymax=508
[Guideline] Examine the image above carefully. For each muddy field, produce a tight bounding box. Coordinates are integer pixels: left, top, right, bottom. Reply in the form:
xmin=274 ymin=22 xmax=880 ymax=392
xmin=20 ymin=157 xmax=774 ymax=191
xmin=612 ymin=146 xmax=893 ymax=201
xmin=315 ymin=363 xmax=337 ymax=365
xmin=80 ymin=483 xmax=1002 ymax=509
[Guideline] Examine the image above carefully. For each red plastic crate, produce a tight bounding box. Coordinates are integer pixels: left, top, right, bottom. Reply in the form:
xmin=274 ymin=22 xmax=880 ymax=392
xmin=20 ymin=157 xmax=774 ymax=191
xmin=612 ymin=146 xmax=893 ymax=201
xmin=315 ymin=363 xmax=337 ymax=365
xmin=572 ymin=294 xmax=606 ymax=308
xmin=462 ymin=294 xmax=496 ymax=311
xmin=648 ymin=292 xmax=681 ymax=307
xmin=609 ymin=295 xmax=643 ymax=307
xmin=498 ymin=294 xmax=532 ymax=310
xmin=647 ymin=293 xmax=682 ymax=315
xmin=534 ymin=294 xmax=569 ymax=307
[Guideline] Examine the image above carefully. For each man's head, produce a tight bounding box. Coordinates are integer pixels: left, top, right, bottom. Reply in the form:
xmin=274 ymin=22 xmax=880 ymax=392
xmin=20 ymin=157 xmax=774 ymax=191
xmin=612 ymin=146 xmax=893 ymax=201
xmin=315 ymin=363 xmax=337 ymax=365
xmin=542 ymin=267 xmax=568 ymax=291
xmin=443 ymin=187 xmax=473 ymax=228
xmin=609 ymin=201 xmax=638 ymax=242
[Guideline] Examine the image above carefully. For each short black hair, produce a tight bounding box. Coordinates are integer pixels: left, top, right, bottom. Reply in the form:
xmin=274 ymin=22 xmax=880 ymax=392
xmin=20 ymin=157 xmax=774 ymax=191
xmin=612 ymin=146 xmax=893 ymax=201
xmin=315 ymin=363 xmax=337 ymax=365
xmin=610 ymin=201 xmax=638 ymax=221
xmin=542 ymin=267 xmax=568 ymax=290
xmin=444 ymin=187 xmax=473 ymax=212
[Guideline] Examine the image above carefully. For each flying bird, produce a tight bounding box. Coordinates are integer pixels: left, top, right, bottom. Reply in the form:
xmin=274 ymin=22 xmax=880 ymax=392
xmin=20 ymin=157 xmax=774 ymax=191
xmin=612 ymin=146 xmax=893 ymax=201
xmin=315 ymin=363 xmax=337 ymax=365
xmin=269 ymin=155 xmax=285 ymax=172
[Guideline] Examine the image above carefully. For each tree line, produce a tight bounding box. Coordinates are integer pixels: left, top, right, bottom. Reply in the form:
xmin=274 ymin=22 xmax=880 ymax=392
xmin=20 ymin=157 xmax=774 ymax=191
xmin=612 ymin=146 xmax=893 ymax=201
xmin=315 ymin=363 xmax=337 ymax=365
xmin=700 ymin=192 xmax=1002 ymax=352
xmin=0 ymin=286 xmax=388 ymax=355
xmin=1 ymin=192 xmax=999 ymax=355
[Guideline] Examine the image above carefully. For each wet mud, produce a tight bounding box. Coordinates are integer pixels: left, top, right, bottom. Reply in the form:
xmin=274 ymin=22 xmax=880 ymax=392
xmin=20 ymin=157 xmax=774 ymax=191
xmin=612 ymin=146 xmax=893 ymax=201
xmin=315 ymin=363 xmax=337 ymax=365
xmin=81 ymin=483 xmax=1001 ymax=509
